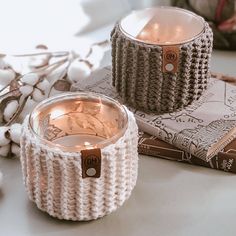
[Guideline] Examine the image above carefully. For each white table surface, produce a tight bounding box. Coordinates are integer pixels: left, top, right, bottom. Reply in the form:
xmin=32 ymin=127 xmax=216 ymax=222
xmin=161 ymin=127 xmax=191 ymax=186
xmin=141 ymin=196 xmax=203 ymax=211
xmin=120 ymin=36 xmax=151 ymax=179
xmin=0 ymin=29 xmax=236 ymax=236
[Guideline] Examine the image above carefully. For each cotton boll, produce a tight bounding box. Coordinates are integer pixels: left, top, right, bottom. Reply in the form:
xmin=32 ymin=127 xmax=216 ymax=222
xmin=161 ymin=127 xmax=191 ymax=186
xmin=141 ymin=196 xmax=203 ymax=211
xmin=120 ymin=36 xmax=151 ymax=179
xmin=19 ymin=85 xmax=33 ymax=97
xmin=0 ymin=127 xmax=10 ymax=146
xmin=0 ymin=68 xmax=15 ymax=87
xmin=10 ymin=123 xmax=22 ymax=144
xmin=11 ymin=143 xmax=20 ymax=157
xmin=3 ymin=100 xmax=19 ymax=122
xmin=0 ymin=144 xmax=10 ymax=157
xmin=32 ymin=88 xmax=44 ymax=102
xmin=21 ymin=73 xmax=39 ymax=86
xmin=67 ymin=60 xmax=91 ymax=83
xmin=36 ymin=79 xmax=50 ymax=93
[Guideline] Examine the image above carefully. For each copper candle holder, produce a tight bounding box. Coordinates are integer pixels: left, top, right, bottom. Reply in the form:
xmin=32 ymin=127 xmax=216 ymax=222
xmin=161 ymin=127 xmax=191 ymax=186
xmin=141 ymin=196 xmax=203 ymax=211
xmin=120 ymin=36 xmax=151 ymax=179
xmin=111 ymin=7 xmax=213 ymax=113
xmin=20 ymin=92 xmax=138 ymax=221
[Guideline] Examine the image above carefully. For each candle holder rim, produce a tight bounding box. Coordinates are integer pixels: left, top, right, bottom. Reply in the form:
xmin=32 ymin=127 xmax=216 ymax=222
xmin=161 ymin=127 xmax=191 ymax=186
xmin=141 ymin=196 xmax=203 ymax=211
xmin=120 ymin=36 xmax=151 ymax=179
xmin=119 ymin=6 xmax=206 ymax=46
xmin=28 ymin=92 xmax=128 ymax=152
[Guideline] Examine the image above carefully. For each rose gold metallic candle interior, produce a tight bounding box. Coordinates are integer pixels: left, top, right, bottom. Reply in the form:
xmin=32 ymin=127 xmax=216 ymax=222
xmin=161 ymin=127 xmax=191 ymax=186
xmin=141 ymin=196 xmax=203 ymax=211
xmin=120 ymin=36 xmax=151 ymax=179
xmin=119 ymin=7 xmax=205 ymax=45
xmin=29 ymin=92 xmax=128 ymax=152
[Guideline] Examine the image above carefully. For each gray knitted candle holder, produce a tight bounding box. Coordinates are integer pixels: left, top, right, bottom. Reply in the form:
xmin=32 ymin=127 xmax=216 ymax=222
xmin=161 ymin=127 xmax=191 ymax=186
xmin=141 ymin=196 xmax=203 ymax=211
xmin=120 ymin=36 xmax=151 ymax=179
xmin=111 ymin=7 xmax=213 ymax=113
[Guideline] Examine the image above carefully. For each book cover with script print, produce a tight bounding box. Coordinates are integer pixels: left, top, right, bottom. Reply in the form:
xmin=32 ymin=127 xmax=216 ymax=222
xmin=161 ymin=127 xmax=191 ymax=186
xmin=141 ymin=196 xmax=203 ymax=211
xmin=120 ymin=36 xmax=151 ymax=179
xmin=138 ymin=132 xmax=236 ymax=173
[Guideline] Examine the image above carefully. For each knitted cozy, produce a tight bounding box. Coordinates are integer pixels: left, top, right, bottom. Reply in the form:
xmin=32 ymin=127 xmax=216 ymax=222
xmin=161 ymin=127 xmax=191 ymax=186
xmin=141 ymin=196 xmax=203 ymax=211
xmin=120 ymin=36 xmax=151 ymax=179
xmin=20 ymin=109 xmax=138 ymax=221
xmin=111 ymin=22 xmax=213 ymax=113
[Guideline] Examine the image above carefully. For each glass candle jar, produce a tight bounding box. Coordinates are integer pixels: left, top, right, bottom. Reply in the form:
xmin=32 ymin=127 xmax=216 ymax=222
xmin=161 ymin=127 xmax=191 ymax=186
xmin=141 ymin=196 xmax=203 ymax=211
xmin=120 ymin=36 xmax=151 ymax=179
xmin=119 ymin=7 xmax=205 ymax=45
xmin=29 ymin=92 xmax=128 ymax=151
xmin=20 ymin=92 xmax=138 ymax=221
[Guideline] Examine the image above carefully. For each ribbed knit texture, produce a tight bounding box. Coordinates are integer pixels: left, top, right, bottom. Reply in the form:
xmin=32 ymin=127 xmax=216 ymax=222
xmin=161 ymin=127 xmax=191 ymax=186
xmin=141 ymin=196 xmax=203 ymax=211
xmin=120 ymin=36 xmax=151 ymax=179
xmin=111 ymin=22 xmax=213 ymax=113
xmin=20 ymin=109 xmax=138 ymax=221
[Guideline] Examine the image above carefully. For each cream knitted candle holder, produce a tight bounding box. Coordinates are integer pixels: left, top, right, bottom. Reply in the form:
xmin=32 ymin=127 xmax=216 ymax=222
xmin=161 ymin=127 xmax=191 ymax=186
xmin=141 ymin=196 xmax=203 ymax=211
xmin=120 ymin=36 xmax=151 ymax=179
xmin=20 ymin=92 xmax=138 ymax=221
xmin=111 ymin=7 xmax=213 ymax=113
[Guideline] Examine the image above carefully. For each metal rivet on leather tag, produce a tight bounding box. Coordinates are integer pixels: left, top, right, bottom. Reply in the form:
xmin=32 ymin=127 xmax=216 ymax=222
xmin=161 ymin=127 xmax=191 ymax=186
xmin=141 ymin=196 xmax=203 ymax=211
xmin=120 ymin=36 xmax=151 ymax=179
xmin=165 ymin=63 xmax=174 ymax=72
xmin=162 ymin=46 xmax=179 ymax=73
xmin=86 ymin=168 xmax=97 ymax=177
xmin=81 ymin=148 xmax=101 ymax=178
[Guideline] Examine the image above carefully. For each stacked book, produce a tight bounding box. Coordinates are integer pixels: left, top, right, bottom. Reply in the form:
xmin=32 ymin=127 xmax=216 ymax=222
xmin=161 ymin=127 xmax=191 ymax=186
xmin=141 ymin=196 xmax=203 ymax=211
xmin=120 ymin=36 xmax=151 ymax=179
xmin=75 ymin=67 xmax=236 ymax=173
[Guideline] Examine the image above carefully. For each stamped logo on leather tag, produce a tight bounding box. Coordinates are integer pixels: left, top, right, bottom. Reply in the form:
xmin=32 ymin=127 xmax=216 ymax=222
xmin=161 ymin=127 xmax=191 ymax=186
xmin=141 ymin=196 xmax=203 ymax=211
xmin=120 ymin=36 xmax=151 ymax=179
xmin=81 ymin=148 xmax=101 ymax=178
xmin=162 ymin=46 xmax=179 ymax=73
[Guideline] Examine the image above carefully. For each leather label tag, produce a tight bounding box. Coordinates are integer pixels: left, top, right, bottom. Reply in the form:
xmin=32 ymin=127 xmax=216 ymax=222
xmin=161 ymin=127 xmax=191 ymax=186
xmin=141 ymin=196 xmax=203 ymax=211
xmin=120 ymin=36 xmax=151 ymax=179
xmin=162 ymin=46 xmax=179 ymax=73
xmin=81 ymin=148 xmax=101 ymax=178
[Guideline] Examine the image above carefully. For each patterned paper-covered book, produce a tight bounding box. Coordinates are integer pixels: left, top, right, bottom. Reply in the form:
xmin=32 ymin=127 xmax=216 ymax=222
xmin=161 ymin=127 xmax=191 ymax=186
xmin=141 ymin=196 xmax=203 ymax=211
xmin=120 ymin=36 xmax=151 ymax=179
xmin=138 ymin=132 xmax=236 ymax=173
xmin=74 ymin=66 xmax=236 ymax=162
